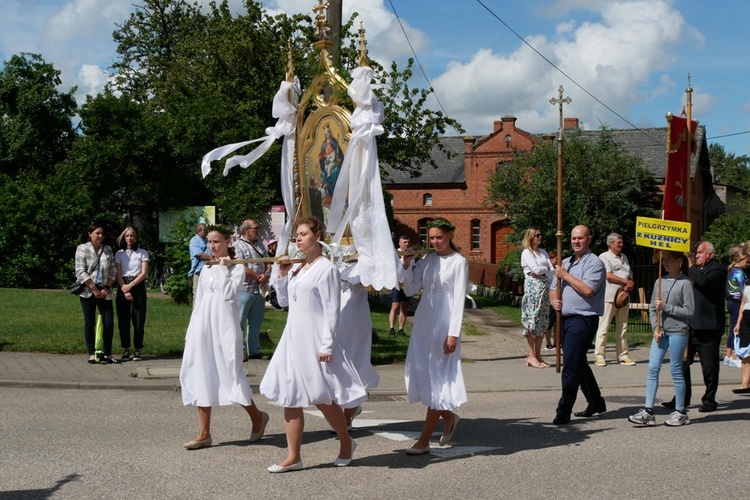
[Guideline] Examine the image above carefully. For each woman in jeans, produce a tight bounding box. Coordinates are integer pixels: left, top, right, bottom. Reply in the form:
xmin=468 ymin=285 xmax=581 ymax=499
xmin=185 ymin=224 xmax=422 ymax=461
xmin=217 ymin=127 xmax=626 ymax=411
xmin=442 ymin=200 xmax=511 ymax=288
xmin=628 ymin=250 xmax=694 ymax=426
xmin=74 ymin=223 xmax=118 ymax=364
xmin=115 ymin=226 xmax=149 ymax=361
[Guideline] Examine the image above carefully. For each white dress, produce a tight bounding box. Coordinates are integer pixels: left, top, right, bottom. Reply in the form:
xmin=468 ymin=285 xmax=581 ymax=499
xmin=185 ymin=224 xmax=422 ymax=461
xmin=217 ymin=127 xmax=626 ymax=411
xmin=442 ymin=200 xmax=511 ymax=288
xmin=179 ymin=264 xmax=254 ymax=407
xmin=402 ymin=251 xmax=468 ymax=411
xmin=260 ymin=258 xmax=367 ymax=408
xmin=339 ymin=282 xmax=380 ymax=389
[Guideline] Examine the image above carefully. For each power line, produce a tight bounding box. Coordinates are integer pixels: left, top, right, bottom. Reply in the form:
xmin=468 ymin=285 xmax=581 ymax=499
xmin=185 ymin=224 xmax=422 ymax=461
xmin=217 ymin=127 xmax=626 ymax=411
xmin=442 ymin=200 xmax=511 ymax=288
xmin=474 ymin=0 xmax=663 ymax=146
xmin=386 ymin=0 xmax=462 ymax=136
xmin=707 ymin=130 xmax=750 ymax=140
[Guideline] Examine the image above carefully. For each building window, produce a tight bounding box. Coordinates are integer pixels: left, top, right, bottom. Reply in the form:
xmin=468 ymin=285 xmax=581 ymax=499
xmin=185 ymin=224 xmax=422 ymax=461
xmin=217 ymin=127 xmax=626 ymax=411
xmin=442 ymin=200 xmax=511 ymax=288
xmin=471 ymin=219 xmax=481 ymax=249
xmin=423 ymin=193 xmax=432 ymax=206
xmin=418 ymin=218 xmax=432 ymax=245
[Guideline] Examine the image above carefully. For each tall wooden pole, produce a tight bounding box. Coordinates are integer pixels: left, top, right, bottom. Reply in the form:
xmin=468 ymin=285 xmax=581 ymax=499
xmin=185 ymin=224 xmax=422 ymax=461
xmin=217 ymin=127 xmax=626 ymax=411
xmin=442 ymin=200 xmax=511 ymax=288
xmin=550 ymin=85 xmax=571 ymax=373
xmin=684 ymin=74 xmax=693 ymax=239
xmin=327 ymin=0 xmax=343 ymax=68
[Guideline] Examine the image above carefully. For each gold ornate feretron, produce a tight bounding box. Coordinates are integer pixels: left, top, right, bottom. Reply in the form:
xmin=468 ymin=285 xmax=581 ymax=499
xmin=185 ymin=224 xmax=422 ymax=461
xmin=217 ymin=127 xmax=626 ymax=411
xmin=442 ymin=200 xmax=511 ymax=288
xmin=293 ymin=2 xmax=353 ymax=228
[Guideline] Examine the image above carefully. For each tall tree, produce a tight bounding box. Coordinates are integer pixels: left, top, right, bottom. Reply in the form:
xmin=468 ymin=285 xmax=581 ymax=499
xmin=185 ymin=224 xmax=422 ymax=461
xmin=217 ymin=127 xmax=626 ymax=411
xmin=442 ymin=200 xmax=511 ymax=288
xmin=709 ymin=142 xmax=750 ymax=191
xmin=487 ymin=128 xmax=661 ymax=256
xmin=703 ymin=197 xmax=750 ymax=264
xmin=0 ymin=53 xmax=77 ymax=179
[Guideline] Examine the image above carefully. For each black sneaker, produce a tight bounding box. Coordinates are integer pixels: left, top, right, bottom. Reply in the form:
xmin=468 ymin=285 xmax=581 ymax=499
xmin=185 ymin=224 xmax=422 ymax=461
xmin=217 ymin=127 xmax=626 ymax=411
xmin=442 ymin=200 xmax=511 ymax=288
xmin=389 ymin=328 xmax=396 ymax=337
xmin=132 ymin=351 xmax=142 ymax=361
xmin=120 ymin=351 xmax=131 ymax=361
xmin=397 ymin=329 xmax=406 ymax=336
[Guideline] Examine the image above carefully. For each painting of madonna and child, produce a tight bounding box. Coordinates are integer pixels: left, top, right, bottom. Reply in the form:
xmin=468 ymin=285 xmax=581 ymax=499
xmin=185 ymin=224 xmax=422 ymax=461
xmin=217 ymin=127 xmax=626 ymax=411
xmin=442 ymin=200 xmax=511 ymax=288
xmin=305 ymin=118 xmax=348 ymax=227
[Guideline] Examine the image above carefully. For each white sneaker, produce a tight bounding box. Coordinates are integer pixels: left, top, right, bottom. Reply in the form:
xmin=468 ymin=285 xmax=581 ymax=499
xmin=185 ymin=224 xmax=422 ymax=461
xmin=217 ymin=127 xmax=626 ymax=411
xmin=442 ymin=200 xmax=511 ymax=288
xmin=628 ymin=408 xmax=656 ymax=426
xmin=723 ymin=356 xmax=730 ymax=366
xmin=729 ymin=357 xmax=742 ymax=368
xmin=665 ymin=411 xmax=690 ymax=426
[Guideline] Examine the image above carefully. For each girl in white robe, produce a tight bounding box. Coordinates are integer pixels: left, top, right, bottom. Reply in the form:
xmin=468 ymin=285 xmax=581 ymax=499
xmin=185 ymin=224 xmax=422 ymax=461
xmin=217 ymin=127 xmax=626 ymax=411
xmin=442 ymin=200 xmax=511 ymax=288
xmin=260 ymin=217 xmax=366 ymax=473
xmin=179 ymin=226 xmax=268 ymax=450
xmin=401 ymin=218 xmax=468 ymax=455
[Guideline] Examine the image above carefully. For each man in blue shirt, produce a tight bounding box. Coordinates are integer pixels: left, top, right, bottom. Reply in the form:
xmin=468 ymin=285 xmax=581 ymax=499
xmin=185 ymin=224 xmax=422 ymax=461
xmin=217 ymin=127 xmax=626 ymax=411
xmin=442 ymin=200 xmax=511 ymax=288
xmin=188 ymin=223 xmax=210 ymax=305
xmin=549 ymin=225 xmax=607 ymax=424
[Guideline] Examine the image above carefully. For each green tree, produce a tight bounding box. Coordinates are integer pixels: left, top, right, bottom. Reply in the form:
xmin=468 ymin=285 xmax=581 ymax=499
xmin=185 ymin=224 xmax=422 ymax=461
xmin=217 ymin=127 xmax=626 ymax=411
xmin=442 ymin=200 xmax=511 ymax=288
xmin=0 ymin=53 xmax=77 ymax=179
xmin=703 ymin=197 xmax=750 ymax=264
xmin=709 ymin=142 xmax=750 ymax=191
xmin=487 ymin=128 xmax=662 ymax=256
xmin=0 ymin=54 xmax=83 ymax=287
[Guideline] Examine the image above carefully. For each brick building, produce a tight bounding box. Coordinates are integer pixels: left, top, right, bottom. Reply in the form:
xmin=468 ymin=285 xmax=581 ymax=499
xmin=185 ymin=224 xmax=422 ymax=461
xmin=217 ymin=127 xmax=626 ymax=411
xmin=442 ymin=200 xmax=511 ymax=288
xmin=383 ymin=115 xmax=717 ymax=282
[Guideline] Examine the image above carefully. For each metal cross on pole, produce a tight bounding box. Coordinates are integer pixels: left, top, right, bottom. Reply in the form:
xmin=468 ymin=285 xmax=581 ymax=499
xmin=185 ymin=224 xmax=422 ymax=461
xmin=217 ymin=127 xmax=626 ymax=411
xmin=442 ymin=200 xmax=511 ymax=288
xmin=549 ymin=85 xmax=571 ymax=373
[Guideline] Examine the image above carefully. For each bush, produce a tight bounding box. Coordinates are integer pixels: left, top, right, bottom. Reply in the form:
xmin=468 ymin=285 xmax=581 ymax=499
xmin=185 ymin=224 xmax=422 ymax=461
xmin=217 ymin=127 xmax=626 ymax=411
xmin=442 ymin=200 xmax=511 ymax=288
xmin=165 ymin=213 xmax=202 ymax=305
xmin=496 ymin=247 xmax=524 ymax=294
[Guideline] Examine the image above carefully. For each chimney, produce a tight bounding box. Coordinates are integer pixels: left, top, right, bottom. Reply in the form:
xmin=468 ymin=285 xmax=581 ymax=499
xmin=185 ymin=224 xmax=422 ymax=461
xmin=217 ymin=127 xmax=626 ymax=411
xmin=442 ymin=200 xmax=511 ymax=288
xmin=564 ymin=117 xmax=579 ymax=130
xmin=463 ymin=136 xmax=475 ymax=153
xmin=494 ymin=115 xmax=517 ymax=133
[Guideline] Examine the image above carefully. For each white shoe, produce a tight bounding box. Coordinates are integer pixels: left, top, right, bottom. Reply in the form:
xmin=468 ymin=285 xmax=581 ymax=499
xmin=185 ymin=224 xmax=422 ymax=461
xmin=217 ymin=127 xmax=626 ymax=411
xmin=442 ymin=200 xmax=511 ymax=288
xmin=405 ymin=444 xmax=430 ymax=455
xmin=267 ymin=461 xmax=303 ymax=473
xmin=249 ymin=411 xmax=269 ymax=443
xmin=729 ymin=357 xmax=743 ymax=368
xmin=439 ymin=413 xmax=461 ymax=445
xmin=333 ymin=440 xmax=357 ymax=467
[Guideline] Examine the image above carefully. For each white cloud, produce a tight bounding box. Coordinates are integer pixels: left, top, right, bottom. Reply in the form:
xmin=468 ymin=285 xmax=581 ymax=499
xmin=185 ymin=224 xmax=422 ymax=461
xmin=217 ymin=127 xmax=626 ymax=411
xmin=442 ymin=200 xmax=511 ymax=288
xmin=45 ymin=0 xmax=132 ymax=41
xmin=430 ymin=0 xmax=703 ymax=135
xmin=76 ymin=63 xmax=110 ymax=98
xmin=267 ymin=0 xmax=428 ymax=62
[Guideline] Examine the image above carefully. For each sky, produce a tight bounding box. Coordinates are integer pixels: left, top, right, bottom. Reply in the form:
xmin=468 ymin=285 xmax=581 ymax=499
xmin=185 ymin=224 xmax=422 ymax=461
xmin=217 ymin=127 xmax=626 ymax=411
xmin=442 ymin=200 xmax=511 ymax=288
xmin=1 ymin=0 xmax=749 ymax=155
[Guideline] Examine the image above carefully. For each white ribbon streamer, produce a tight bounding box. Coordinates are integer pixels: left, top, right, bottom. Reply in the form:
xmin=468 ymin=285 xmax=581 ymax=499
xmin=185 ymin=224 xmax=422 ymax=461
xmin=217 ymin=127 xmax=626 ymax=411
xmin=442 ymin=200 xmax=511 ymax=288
xmin=326 ymin=66 xmax=400 ymax=290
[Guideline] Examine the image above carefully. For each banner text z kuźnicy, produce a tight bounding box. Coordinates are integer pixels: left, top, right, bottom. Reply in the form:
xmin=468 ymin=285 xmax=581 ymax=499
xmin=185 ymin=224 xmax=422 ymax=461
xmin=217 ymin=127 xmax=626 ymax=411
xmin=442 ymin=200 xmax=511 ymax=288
xmin=635 ymin=217 xmax=691 ymax=252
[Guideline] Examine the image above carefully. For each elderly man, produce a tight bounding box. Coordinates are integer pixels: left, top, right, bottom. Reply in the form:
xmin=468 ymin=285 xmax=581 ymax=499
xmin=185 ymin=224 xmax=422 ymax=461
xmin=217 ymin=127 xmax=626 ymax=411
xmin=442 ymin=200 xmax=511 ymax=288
xmin=664 ymin=240 xmax=726 ymax=412
xmin=234 ymin=219 xmax=271 ymax=361
xmin=188 ymin=223 xmax=211 ymax=305
xmin=594 ymin=233 xmax=636 ymax=366
xmin=550 ymin=226 xmax=608 ymax=424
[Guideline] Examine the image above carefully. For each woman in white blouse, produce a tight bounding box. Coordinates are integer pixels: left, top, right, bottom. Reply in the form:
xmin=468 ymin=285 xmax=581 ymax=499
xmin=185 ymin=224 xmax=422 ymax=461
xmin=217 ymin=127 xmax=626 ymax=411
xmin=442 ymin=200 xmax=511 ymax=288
xmin=520 ymin=227 xmax=554 ymax=368
xmin=114 ymin=227 xmax=149 ymax=361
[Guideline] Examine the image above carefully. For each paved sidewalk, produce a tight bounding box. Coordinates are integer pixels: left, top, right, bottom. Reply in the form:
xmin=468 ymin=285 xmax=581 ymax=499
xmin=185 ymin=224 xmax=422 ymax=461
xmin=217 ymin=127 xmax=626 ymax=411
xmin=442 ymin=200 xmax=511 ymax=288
xmin=0 ymin=306 xmax=742 ymax=394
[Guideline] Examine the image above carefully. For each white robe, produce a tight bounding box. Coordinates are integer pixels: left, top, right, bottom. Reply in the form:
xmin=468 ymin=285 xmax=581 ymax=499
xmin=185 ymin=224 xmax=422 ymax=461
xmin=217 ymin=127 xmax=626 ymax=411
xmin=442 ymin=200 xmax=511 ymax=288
xmin=260 ymin=258 xmax=367 ymax=408
xmin=180 ymin=264 xmax=254 ymax=407
xmin=402 ymin=252 xmax=468 ymax=411
xmin=339 ymin=282 xmax=380 ymax=389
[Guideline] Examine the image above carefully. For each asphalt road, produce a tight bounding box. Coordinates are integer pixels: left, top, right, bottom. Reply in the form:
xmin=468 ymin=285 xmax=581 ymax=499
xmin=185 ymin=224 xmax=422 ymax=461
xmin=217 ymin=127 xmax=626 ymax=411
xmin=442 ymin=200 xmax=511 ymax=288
xmin=2 ymin=386 xmax=749 ymax=499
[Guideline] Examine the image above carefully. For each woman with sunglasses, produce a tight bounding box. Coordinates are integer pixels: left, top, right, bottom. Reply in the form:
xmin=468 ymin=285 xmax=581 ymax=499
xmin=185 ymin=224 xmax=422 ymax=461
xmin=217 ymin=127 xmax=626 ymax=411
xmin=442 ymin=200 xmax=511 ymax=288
xmin=520 ymin=227 xmax=554 ymax=368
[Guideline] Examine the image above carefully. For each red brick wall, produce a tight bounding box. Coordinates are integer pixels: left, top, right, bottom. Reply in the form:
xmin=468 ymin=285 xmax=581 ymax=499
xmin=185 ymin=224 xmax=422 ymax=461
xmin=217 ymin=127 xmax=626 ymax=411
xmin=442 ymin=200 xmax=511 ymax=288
xmin=389 ymin=116 xmax=536 ymax=265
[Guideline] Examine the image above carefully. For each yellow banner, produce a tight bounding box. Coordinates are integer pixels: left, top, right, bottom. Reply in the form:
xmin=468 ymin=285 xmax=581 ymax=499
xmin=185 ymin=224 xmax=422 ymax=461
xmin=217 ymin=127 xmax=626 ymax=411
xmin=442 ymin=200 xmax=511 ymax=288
xmin=635 ymin=217 xmax=691 ymax=252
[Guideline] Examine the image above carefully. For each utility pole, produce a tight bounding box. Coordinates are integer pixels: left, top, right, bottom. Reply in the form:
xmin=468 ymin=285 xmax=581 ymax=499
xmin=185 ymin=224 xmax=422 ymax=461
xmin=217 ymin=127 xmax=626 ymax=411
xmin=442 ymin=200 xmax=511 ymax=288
xmin=549 ymin=85 xmax=571 ymax=373
xmin=327 ymin=0 xmax=343 ymax=68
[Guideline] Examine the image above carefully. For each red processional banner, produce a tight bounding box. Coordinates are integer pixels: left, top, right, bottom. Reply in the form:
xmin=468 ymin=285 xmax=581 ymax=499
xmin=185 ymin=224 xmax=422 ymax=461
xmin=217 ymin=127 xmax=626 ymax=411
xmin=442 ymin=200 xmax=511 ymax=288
xmin=663 ymin=115 xmax=697 ymax=222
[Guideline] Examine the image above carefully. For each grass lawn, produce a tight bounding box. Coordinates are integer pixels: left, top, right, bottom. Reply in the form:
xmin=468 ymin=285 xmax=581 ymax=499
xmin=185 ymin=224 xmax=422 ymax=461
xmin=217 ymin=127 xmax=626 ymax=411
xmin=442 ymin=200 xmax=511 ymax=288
xmin=5 ymin=289 xmax=689 ymax=362
xmin=0 ymin=288 xmax=411 ymax=364
xmin=472 ymin=294 xmax=521 ymax=325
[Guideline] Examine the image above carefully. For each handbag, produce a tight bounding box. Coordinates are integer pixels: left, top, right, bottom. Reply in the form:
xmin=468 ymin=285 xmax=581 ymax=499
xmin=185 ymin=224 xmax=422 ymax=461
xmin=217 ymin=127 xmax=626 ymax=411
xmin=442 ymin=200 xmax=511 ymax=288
xmin=69 ymin=281 xmax=86 ymax=295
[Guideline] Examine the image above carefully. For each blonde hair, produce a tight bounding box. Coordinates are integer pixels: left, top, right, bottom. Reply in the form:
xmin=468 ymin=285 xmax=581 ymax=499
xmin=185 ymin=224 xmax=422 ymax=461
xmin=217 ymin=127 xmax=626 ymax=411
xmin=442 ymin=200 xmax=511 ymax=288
xmin=521 ymin=227 xmax=539 ymax=251
xmin=116 ymin=226 xmax=139 ymax=250
xmin=729 ymin=244 xmax=748 ymax=271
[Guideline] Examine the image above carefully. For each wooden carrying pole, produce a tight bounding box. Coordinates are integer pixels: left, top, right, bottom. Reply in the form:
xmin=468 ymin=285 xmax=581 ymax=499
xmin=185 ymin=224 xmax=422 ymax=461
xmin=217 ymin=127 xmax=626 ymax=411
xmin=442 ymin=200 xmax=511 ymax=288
xmin=206 ymin=248 xmax=435 ymax=266
xmin=550 ymin=86 xmax=571 ymax=373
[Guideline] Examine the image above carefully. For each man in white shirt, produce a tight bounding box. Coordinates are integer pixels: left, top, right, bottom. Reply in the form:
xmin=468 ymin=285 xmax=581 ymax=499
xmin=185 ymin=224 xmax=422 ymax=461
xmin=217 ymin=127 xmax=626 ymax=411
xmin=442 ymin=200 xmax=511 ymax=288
xmin=594 ymin=232 xmax=636 ymax=366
